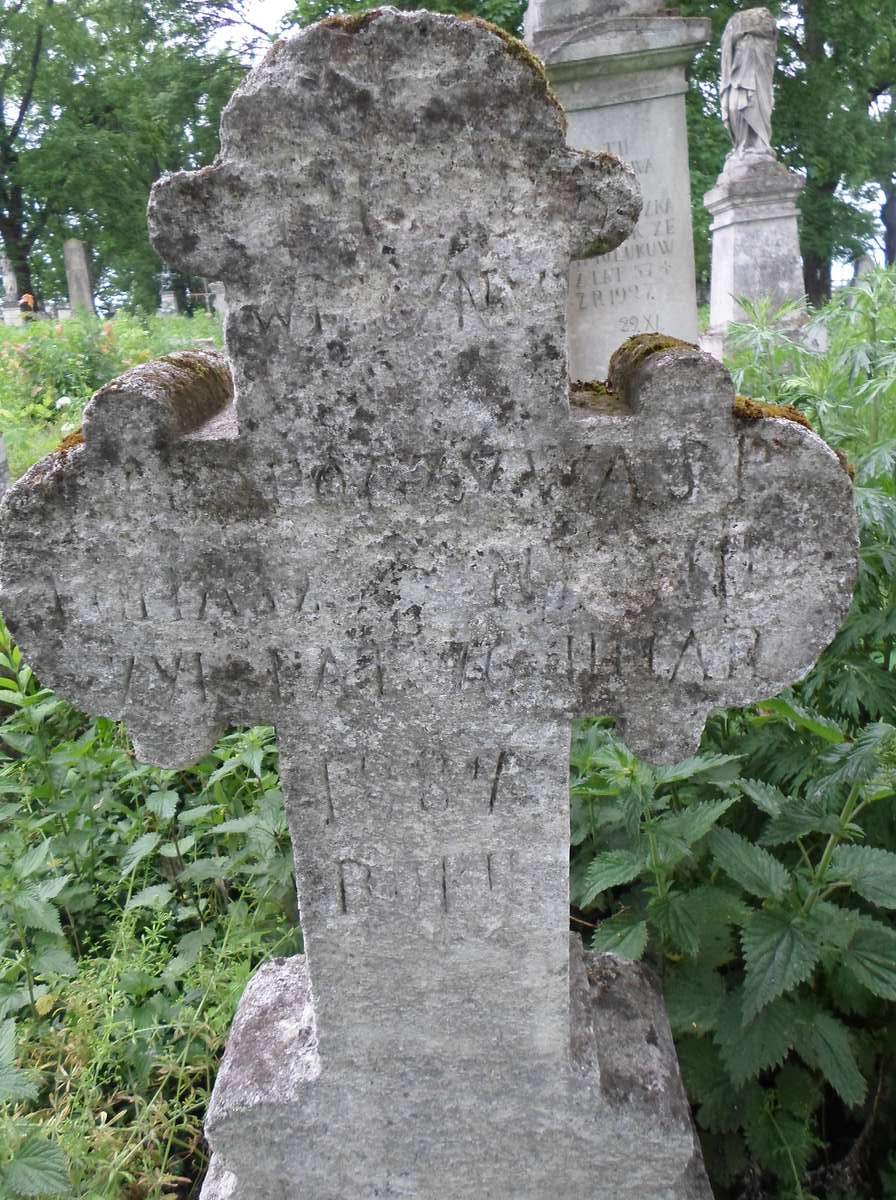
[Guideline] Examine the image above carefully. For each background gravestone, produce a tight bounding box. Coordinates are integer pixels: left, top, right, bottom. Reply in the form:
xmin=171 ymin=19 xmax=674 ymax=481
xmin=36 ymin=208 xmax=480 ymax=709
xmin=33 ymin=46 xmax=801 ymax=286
xmin=63 ymin=238 xmax=96 ymax=316
xmin=525 ymin=0 xmax=710 ymax=380
xmin=1 ymin=254 xmax=22 ymax=325
xmin=0 ymin=11 xmax=857 ymax=1199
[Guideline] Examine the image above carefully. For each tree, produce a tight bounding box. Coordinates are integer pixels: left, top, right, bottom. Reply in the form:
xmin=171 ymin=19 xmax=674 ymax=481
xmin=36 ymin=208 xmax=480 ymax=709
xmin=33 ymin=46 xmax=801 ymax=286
xmin=0 ymin=1 xmax=259 ymax=310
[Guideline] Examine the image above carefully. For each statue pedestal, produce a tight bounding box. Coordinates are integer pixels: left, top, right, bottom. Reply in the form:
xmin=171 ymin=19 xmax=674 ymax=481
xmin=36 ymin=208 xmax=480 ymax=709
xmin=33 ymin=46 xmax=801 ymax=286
xmin=702 ymin=150 xmax=805 ymax=356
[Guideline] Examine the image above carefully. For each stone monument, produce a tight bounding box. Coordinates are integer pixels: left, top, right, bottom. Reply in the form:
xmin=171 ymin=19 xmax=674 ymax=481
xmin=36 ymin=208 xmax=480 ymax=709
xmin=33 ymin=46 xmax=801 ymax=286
xmin=0 ymin=12 xmax=857 ymax=1199
xmin=525 ymin=0 xmax=710 ymax=381
xmin=63 ymin=238 xmax=96 ymax=316
xmin=702 ymin=8 xmax=805 ymax=357
xmin=1 ymin=254 xmax=22 ymax=326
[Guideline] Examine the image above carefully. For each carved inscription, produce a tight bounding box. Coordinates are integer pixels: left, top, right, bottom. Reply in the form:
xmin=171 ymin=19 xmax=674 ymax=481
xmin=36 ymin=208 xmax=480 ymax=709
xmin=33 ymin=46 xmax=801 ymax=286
xmin=572 ymin=138 xmax=681 ymax=339
xmin=335 ymin=849 xmax=516 ymax=917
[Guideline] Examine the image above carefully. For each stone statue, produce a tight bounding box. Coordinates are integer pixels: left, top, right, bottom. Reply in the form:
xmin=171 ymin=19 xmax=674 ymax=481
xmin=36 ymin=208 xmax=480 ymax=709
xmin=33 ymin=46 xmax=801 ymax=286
xmin=720 ymin=7 xmax=777 ymax=154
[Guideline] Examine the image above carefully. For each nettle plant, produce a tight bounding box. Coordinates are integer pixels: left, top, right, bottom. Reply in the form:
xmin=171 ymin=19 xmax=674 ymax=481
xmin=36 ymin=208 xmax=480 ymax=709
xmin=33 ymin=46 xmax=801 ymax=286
xmin=571 ymin=708 xmax=896 ymax=1197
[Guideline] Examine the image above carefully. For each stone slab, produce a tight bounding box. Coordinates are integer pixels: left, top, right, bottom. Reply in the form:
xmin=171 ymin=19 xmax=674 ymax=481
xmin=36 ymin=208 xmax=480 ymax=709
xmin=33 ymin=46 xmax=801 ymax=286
xmin=526 ymin=5 xmax=710 ymax=380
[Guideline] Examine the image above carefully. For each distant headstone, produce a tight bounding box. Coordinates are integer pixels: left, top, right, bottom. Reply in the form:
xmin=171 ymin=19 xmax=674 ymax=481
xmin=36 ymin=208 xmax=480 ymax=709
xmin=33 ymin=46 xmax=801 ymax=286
xmin=0 ymin=12 xmax=858 ymax=1200
xmin=208 ymin=281 xmax=227 ymax=321
xmin=702 ymin=9 xmax=805 ymax=356
xmin=1 ymin=255 xmax=22 ymax=326
xmin=525 ymin=0 xmax=710 ymax=380
xmin=63 ymin=238 xmax=96 ymax=316
xmin=158 ymin=289 xmax=178 ymax=315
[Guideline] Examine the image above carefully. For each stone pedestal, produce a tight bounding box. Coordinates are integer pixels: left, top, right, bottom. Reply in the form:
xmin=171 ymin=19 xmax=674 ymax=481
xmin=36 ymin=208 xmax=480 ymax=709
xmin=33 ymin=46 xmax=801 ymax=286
xmin=63 ymin=238 xmax=96 ymax=315
xmin=525 ymin=0 xmax=710 ymax=381
xmin=158 ymin=289 xmax=178 ymax=315
xmin=702 ymin=150 xmax=805 ymax=354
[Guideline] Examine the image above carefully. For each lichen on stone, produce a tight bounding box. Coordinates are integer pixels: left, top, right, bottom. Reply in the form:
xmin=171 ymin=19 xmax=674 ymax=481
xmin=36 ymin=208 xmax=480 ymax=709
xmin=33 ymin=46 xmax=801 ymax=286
xmin=55 ymin=429 xmax=85 ymax=455
xmin=732 ymin=393 xmax=813 ymax=432
xmin=834 ymin=449 xmax=856 ymax=480
xmin=320 ymin=9 xmax=383 ymax=33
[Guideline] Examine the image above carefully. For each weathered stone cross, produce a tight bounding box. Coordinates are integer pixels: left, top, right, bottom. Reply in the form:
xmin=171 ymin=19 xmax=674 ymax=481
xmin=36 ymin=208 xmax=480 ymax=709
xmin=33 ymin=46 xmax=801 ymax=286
xmin=0 ymin=11 xmax=856 ymax=1199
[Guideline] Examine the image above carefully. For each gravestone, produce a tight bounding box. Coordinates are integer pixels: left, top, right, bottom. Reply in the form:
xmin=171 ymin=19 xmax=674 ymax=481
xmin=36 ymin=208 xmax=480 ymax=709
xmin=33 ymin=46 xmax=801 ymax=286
xmin=1 ymin=254 xmax=22 ymax=326
xmin=63 ymin=238 xmax=96 ymax=316
xmin=0 ymin=11 xmax=858 ymax=1199
xmin=702 ymin=9 xmax=805 ymax=358
xmin=525 ymin=0 xmax=710 ymax=380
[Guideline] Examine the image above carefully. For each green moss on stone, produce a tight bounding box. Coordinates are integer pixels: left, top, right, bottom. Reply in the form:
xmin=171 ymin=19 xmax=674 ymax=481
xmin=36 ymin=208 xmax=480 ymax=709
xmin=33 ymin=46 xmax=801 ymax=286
xmin=733 ymin=393 xmax=813 ymax=432
xmin=607 ymin=333 xmax=698 ymax=392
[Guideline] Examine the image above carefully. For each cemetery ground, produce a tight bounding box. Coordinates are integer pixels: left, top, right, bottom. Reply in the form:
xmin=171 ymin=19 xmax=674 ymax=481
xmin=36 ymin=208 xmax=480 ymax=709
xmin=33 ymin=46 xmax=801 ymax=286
xmin=0 ymin=277 xmax=895 ymax=1200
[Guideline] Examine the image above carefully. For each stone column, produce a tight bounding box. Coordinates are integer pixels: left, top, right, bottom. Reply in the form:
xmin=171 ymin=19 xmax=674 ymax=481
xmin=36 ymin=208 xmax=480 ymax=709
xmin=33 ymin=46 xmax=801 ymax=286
xmin=526 ymin=0 xmax=710 ymax=381
xmin=63 ymin=238 xmax=96 ymax=315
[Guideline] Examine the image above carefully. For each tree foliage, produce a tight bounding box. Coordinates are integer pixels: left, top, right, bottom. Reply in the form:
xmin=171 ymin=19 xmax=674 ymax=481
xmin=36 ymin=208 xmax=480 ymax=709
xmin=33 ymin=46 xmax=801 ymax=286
xmin=679 ymin=0 xmax=896 ymax=303
xmin=0 ymin=1 xmax=252 ymax=310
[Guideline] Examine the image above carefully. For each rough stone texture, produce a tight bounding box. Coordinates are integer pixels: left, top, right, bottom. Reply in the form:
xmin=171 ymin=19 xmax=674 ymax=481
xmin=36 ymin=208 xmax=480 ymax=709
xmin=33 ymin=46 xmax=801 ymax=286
xmin=63 ymin=238 xmax=96 ymax=316
xmin=199 ymin=948 xmax=712 ymax=1200
xmin=525 ymin=0 xmax=710 ymax=380
xmin=702 ymin=9 xmax=805 ymax=353
xmin=0 ymin=10 xmax=857 ymax=1199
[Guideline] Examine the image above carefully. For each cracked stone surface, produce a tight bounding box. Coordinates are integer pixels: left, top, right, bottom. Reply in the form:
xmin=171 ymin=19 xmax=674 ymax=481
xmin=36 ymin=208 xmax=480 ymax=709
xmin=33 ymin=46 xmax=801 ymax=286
xmin=0 ymin=10 xmax=856 ymax=1198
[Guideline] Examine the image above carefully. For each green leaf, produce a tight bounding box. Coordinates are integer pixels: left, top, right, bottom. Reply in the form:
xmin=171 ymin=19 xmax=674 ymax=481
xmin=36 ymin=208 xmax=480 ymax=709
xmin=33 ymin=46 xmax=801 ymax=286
xmin=145 ymin=790 xmax=179 ymax=820
xmin=663 ymin=965 xmax=725 ymax=1035
xmin=31 ymin=945 xmax=78 ymax=979
xmin=178 ymin=856 xmax=232 ymax=883
xmin=792 ymin=1008 xmax=866 ymax=1108
xmin=709 ymin=829 xmax=791 ymax=899
xmin=759 ymin=798 xmax=837 ymax=846
xmin=741 ymin=910 xmax=823 ymax=1020
xmin=714 ymin=992 xmax=795 ymax=1087
xmin=0 ymin=1063 xmax=39 ymax=1103
xmin=2 ymin=1132 xmax=70 ymax=1196
xmin=125 ymin=884 xmax=174 ymax=911
xmin=119 ymin=832 xmax=161 ymax=876
xmin=842 ymin=917 xmax=896 ymax=1000
xmin=591 ymin=911 xmax=648 ymax=960
xmin=177 ymin=804 xmax=219 ymax=825
xmin=581 ymin=850 xmax=646 ymax=904
xmin=659 ymin=797 xmax=737 ymax=849
xmin=737 ymin=778 xmax=788 ymax=818
xmin=33 ymin=877 xmax=69 ymax=903
xmin=214 ymin=815 xmax=261 ymax=834
xmin=654 ymin=754 xmax=741 ymax=786
xmin=14 ymin=894 xmax=63 ymax=937
xmin=0 ymin=1019 xmax=15 ymax=1070
xmin=158 ymin=835 xmax=195 ymax=858
xmin=14 ymin=841 xmax=52 ymax=881
xmin=829 ymin=845 xmax=896 ymax=908
xmin=761 ymin=697 xmax=847 ymax=743
xmin=650 ymin=891 xmax=701 ymax=958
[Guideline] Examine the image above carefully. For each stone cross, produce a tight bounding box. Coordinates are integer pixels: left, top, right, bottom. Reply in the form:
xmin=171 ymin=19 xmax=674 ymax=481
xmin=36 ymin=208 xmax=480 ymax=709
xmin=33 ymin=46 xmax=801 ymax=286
xmin=0 ymin=12 xmax=857 ymax=1199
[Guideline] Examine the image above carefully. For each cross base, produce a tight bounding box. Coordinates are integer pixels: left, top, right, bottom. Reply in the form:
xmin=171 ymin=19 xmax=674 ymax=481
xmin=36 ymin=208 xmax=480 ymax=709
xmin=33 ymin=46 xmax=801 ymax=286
xmin=200 ymin=944 xmax=711 ymax=1200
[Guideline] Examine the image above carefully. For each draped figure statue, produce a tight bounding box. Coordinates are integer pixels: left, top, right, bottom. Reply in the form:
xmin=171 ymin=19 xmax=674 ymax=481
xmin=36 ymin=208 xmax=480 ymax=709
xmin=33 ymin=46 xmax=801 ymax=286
xmin=720 ymin=8 xmax=777 ymax=154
